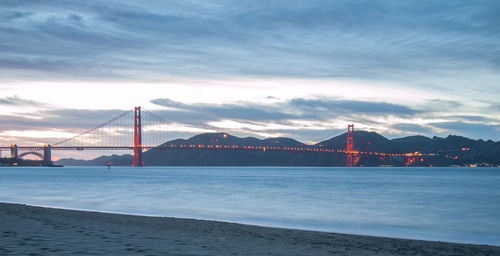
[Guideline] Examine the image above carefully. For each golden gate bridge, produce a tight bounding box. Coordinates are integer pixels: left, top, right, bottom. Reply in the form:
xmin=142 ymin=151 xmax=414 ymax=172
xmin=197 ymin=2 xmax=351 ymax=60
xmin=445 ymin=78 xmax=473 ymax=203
xmin=0 ymin=107 xmax=424 ymax=167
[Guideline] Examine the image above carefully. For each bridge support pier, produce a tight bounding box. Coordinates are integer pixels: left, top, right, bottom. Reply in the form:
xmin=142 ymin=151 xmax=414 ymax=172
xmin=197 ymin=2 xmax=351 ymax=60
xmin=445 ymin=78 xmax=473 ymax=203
xmin=133 ymin=106 xmax=144 ymax=167
xmin=10 ymin=144 xmax=18 ymax=159
xmin=43 ymin=144 xmax=52 ymax=165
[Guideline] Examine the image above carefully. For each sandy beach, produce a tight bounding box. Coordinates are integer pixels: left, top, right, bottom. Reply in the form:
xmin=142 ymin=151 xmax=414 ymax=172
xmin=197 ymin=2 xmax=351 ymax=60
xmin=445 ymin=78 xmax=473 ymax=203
xmin=1 ymin=202 xmax=499 ymax=256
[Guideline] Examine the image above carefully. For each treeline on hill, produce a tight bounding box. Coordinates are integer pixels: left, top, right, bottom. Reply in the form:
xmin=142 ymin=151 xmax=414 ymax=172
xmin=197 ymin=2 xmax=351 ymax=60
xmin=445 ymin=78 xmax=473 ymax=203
xmin=56 ymin=131 xmax=500 ymax=167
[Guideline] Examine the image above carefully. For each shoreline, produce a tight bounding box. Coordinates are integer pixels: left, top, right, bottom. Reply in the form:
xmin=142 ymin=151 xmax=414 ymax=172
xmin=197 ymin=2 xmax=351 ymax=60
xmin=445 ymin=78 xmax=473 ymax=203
xmin=2 ymin=200 xmax=495 ymax=247
xmin=1 ymin=202 xmax=499 ymax=255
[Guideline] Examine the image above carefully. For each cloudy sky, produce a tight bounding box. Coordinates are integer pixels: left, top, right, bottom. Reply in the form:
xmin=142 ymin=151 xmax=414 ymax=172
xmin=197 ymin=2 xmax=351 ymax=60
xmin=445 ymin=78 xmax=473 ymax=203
xmin=1 ymin=0 xmax=500 ymax=158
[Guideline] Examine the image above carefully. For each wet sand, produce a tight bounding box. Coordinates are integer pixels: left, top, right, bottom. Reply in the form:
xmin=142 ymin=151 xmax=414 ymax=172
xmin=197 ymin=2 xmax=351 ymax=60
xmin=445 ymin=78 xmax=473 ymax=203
xmin=1 ymin=202 xmax=499 ymax=256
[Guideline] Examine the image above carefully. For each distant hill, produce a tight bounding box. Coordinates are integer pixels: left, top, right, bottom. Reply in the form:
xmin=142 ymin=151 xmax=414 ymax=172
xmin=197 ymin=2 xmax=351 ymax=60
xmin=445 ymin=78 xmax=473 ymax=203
xmin=55 ymin=132 xmax=500 ymax=167
xmin=392 ymin=135 xmax=500 ymax=166
xmin=55 ymin=154 xmax=130 ymax=166
xmin=317 ymin=131 xmax=402 ymax=153
xmin=143 ymin=133 xmax=343 ymax=166
xmin=162 ymin=133 xmax=306 ymax=148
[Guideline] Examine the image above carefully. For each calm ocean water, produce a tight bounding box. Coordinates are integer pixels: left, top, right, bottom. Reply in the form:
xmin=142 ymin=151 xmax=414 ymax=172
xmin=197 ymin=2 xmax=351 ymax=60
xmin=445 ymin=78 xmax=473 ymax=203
xmin=0 ymin=166 xmax=499 ymax=245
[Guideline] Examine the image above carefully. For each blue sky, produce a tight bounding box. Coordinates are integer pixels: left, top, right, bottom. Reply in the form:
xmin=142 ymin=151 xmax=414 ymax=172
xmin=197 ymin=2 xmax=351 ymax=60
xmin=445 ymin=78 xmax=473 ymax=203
xmin=1 ymin=0 xmax=499 ymax=158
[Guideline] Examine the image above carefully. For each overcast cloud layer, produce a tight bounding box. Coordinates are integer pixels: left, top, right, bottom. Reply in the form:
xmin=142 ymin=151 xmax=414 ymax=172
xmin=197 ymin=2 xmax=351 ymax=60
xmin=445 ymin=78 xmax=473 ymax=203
xmin=1 ymin=0 xmax=499 ymax=154
xmin=2 ymin=0 xmax=500 ymax=81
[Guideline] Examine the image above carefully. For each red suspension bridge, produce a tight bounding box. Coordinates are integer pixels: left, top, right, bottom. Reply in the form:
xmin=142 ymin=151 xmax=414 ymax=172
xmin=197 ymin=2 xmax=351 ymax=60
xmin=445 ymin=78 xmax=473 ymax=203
xmin=0 ymin=107 xmax=423 ymax=167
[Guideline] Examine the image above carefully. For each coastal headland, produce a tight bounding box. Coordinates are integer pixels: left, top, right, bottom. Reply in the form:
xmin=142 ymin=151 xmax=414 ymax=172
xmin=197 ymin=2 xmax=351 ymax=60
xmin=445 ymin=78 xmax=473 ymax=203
xmin=1 ymin=202 xmax=499 ymax=256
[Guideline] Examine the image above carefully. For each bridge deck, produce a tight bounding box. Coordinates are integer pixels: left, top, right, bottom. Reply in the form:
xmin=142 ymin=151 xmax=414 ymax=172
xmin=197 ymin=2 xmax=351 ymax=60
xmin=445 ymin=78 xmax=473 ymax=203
xmin=0 ymin=145 xmax=412 ymax=157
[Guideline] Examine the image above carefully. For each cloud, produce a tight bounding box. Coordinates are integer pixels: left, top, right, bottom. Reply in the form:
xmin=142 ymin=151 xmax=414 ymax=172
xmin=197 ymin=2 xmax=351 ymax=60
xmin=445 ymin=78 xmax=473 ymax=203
xmin=152 ymin=97 xmax=417 ymax=123
xmin=0 ymin=108 xmax=129 ymax=132
xmin=0 ymin=0 xmax=499 ymax=83
xmin=420 ymin=99 xmax=464 ymax=111
xmin=288 ymin=98 xmax=416 ymax=115
xmin=151 ymin=98 xmax=298 ymax=122
xmin=430 ymin=122 xmax=500 ymax=140
xmin=447 ymin=115 xmax=500 ymax=123
xmin=391 ymin=123 xmax=434 ymax=135
xmin=0 ymin=95 xmax=43 ymax=106
xmin=491 ymin=103 xmax=500 ymax=112
xmin=0 ymin=130 xmax=74 ymax=139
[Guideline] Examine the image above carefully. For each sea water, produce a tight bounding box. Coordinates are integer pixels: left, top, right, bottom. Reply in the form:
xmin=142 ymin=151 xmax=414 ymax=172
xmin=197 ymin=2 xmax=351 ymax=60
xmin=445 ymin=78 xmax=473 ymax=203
xmin=0 ymin=166 xmax=499 ymax=246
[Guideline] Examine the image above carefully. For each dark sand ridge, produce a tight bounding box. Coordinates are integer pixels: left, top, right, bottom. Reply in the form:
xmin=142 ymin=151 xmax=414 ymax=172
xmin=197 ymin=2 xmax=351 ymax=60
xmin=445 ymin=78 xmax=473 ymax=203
xmin=1 ymin=202 xmax=499 ymax=256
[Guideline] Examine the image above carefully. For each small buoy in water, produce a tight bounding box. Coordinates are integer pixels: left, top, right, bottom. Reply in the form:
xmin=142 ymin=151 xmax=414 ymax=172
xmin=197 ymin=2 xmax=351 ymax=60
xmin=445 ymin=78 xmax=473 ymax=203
xmin=107 ymin=162 xmax=111 ymax=170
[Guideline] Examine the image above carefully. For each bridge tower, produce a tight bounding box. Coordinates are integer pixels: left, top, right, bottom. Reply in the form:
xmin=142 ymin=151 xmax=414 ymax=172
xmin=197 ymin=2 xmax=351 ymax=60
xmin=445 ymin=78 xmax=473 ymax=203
xmin=346 ymin=124 xmax=354 ymax=167
xmin=43 ymin=144 xmax=52 ymax=164
xmin=133 ymin=106 xmax=144 ymax=167
xmin=10 ymin=144 xmax=18 ymax=159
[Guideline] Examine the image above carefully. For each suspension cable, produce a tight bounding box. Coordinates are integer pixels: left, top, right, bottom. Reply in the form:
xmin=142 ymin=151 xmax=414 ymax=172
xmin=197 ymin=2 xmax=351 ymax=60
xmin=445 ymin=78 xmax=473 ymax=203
xmin=53 ymin=110 xmax=131 ymax=146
